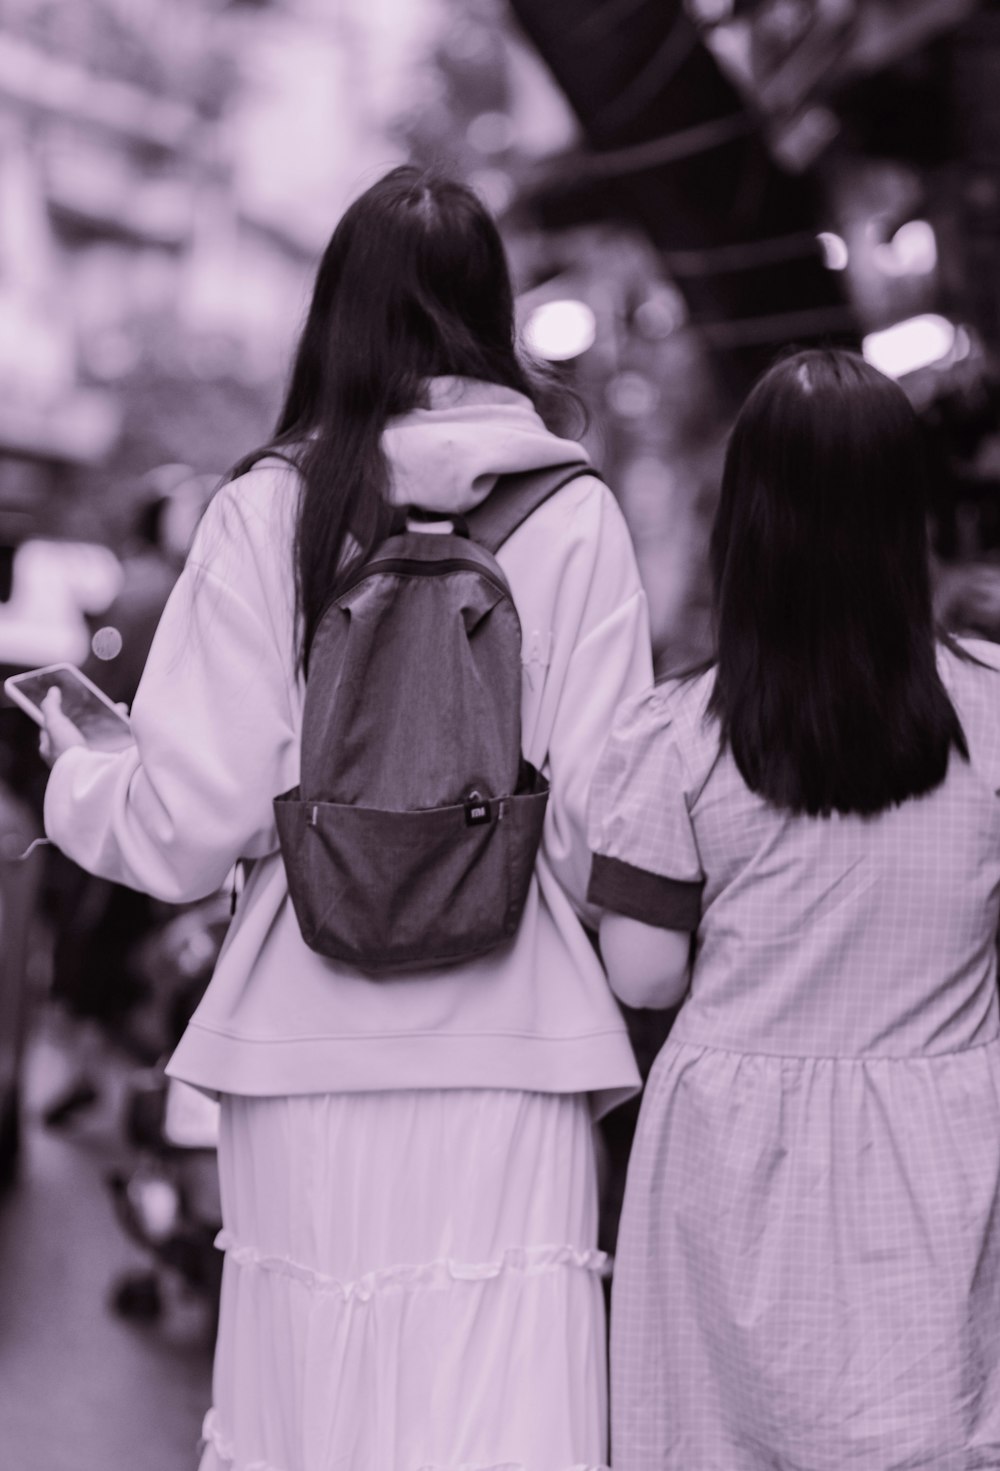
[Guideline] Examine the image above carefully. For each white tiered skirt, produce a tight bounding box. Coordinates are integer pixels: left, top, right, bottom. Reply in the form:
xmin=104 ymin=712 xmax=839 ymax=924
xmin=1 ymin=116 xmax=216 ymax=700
xmin=197 ymin=1088 xmax=610 ymax=1471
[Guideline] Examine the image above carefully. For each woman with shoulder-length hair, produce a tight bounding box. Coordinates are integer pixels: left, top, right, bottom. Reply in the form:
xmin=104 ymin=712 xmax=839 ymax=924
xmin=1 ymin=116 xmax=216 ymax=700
xmin=588 ymin=347 xmax=1000 ymax=1470
xmin=39 ymin=166 xmax=652 ymax=1470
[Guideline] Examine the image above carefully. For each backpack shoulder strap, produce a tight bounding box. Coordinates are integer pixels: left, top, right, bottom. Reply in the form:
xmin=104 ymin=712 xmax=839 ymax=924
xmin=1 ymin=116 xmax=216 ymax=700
xmin=464 ymin=462 xmax=600 ymax=555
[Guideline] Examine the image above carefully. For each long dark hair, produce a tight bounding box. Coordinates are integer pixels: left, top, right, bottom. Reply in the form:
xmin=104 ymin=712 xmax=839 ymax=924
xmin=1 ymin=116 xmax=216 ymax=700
xmin=708 ymin=346 xmax=967 ymax=816
xmin=233 ymin=165 xmax=570 ymax=672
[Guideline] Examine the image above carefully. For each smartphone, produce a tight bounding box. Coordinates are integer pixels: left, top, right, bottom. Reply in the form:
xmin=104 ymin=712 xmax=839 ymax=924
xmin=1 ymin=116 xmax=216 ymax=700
xmin=4 ymin=663 xmax=133 ymax=752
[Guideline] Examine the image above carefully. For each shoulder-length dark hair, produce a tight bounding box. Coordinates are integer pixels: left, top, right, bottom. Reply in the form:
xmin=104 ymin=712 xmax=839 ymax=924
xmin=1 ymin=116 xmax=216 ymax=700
xmin=708 ymin=346 xmax=967 ymax=816
xmin=231 ymin=165 xmax=573 ymax=673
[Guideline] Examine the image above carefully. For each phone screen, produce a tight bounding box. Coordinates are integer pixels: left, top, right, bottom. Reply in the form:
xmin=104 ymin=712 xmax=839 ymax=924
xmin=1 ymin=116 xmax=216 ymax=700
xmin=9 ymin=667 xmax=133 ymax=752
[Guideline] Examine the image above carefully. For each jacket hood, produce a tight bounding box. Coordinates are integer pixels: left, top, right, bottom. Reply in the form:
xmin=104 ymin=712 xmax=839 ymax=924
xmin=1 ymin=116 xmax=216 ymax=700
xmin=382 ymin=377 xmax=589 ymax=514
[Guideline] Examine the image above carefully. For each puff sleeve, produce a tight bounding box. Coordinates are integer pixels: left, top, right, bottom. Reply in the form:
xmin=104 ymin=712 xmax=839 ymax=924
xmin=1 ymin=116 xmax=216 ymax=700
xmin=587 ymin=687 xmax=704 ymax=931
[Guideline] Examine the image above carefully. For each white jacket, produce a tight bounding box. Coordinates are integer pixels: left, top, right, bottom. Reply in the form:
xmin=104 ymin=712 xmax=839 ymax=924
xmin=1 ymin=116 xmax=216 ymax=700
xmin=44 ymin=379 xmax=651 ymax=1116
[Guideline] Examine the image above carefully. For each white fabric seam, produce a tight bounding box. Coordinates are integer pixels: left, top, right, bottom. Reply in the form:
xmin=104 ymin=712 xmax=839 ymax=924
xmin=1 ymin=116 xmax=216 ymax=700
xmin=215 ymin=1231 xmax=611 ymax=1299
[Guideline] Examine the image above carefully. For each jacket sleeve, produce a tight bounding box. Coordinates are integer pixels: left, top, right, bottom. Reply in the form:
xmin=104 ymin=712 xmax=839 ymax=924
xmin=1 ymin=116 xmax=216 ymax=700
xmin=43 ymin=484 xmax=300 ymax=903
xmin=537 ymin=481 xmax=654 ymax=926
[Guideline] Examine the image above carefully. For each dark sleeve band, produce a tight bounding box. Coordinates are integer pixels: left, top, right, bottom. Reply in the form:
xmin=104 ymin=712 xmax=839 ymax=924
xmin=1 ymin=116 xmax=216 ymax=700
xmin=587 ymin=853 xmax=703 ymax=931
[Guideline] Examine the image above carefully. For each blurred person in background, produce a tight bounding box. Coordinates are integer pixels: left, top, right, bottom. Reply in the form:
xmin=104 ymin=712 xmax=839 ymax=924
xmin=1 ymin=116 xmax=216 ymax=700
xmin=38 ymin=167 xmax=652 ymax=1470
xmin=84 ymin=465 xmax=211 ymax=706
xmin=589 ymin=347 xmax=1000 ymax=1470
xmin=42 ymin=470 xmax=208 ymax=1126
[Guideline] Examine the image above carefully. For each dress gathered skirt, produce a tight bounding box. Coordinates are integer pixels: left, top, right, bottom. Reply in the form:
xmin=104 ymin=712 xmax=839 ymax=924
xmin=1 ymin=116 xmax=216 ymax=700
xmin=197 ymin=1088 xmax=609 ymax=1471
xmin=611 ymin=1034 xmax=1000 ymax=1471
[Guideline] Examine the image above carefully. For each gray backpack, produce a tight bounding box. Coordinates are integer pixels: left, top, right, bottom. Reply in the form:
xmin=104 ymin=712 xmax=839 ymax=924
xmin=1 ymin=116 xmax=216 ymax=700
xmin=273 ymin=462 xmax=591 ymax=973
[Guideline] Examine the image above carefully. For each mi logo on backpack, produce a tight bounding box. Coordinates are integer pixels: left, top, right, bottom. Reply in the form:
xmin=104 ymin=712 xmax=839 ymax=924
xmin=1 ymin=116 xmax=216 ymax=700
xmin=465 ymin=794 xmax=491 ymax=827
xmin=273 ymin=463 xmax=595 ymax=974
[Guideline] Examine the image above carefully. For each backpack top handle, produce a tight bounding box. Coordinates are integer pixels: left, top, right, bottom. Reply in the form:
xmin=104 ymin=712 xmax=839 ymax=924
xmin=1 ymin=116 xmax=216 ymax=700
xmin=464 ymin=462 xmax=600 ymax=556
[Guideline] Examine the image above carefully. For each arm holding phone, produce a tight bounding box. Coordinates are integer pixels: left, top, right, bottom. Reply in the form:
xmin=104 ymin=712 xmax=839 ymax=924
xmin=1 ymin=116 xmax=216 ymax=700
xmin=38 ymin=683 xmax=132 ymax=765
xmin=38 ymin=479 xmax=301 ymax=904
xmin=4 ymin=661 xmax=133 ymax=764
xmin=5 ymin=662 xmax=133 ymax=763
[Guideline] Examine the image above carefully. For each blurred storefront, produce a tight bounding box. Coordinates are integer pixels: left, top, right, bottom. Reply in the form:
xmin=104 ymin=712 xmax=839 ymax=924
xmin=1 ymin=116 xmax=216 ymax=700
xmin=0 ymin=1 xmax=443 ymax=555
xmin=495 ymin=0 xmax=1000 ymax=656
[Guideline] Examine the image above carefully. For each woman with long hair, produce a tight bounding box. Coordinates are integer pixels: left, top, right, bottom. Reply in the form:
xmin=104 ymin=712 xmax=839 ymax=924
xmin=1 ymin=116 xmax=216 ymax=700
xmin=588 ymin=347 xmax=1000 ymax=1469
xmin=40 ymin=166 xmax=652 ymax=1469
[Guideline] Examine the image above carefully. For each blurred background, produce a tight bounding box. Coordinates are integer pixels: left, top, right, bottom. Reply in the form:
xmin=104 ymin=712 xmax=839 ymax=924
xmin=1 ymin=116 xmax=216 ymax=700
xmin=2 ymin=1 xmax=1000 ymax=1465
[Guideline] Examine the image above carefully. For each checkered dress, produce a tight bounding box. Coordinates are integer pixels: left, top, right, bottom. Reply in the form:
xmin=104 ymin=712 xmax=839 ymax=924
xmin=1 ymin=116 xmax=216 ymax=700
xmin=588 ymin=639 xmax=1000 ymax=1470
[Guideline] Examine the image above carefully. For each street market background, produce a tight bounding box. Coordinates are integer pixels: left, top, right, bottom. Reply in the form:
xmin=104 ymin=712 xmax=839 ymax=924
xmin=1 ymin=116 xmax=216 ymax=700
xmin=3 ymin=3 xmax=1000 ymax=1466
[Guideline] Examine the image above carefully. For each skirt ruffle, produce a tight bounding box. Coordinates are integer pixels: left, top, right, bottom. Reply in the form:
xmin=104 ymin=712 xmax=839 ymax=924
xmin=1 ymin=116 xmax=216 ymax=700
xmin=214 ymin=1229 xmax=609 ymax=1299
xmin=200 ymin=1408 xmax=611 ymax=1471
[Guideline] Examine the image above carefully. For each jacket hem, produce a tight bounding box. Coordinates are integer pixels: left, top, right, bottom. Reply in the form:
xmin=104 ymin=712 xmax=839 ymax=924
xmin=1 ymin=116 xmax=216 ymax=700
xmin=166 ymin=1024 xmax=641 ymax=1120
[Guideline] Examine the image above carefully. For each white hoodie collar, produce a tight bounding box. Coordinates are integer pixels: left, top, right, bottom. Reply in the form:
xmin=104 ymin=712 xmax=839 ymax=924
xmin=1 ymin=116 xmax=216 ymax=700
xmin=382 ymin=376 xmax=589 ymax=514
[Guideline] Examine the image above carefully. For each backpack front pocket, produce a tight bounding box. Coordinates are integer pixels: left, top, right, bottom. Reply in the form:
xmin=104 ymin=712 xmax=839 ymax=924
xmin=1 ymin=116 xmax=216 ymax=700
xmin=274 ymin=767 xmax=549 ymax=973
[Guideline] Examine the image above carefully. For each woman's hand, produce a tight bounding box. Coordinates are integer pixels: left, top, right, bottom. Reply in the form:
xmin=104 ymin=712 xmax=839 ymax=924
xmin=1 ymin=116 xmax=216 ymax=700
xmin=39 ymin=688 xmax=86 ymax=767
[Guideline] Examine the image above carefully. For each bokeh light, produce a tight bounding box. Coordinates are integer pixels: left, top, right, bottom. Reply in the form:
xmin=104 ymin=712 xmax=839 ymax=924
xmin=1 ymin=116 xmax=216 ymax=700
xmin=523 ymin=299 xmax=597 ymax=362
